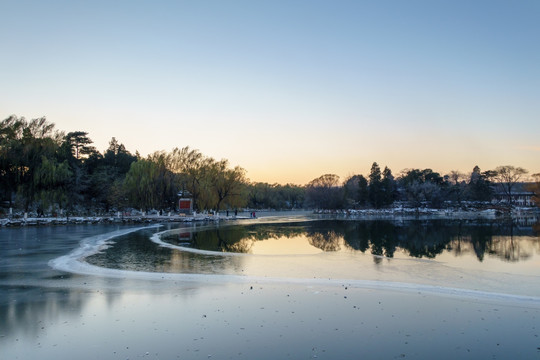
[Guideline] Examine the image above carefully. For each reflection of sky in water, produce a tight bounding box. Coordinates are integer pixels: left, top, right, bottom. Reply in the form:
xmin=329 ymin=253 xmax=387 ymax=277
xmin=250 ymin=235 xmax=323 ymax=255
xmin=82 ymin=219 xmax=540 ymax=297
xmin=156 ymin=220 xmax=540 ymax=271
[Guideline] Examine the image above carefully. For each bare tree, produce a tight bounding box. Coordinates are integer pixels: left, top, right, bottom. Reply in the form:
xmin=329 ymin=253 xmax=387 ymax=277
xmin=493 ymin=165 xmax=528 ymax=206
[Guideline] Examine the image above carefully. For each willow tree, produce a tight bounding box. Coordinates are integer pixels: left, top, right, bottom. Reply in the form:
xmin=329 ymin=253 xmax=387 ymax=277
xmin=169 ymin=147 xmax=247 ymax=211
xmin=0 ymin=115 xmax=26 ymax=205
xmin=17 ymin=117 xmax=64 ymax=210
xmin=33 ymin=156 xmax=72 ymax=213
xmin=169 ymin=147 xmax=207 ymax=210
xmin=209 ymin=159 xmax=247 ymax=211
xmin=124 ymin=154 xmax=176 ymax=211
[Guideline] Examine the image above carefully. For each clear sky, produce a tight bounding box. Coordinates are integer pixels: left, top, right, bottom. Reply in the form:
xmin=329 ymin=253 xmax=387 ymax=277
xmin=1 ymin=0 xmax=539 ymax=184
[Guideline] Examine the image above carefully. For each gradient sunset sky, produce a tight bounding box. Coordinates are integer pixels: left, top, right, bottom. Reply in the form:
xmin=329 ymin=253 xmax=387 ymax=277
xmin=2 ymin=0 xmax=539 ymax=184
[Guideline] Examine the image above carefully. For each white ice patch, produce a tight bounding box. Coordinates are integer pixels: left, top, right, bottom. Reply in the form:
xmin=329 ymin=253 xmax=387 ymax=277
xmin=150 ymin=229 xmax=250 ymax=257
xmin=49 ymin=225 xmax=161 ymax=275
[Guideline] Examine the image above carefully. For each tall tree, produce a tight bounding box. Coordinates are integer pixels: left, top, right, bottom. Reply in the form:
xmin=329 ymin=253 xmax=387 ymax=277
xmin=103 ymin=137 xmax=137 ymax=174
xmin=381 ymin=166 xmax=397 ymax=206
xmin=466 ymin=166 xmax=493 ymax=202
xmin=60 ymin=132 xmax=99 ymax=210
xmin=63 ymin=131 xmax=95 ymax=160
xmin=368 ymin=162 xmax=384 ymax=208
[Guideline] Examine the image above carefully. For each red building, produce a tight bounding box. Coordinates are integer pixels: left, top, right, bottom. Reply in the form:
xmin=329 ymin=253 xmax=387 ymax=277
xmin=178 ymin=191 xmax=193 ymax=214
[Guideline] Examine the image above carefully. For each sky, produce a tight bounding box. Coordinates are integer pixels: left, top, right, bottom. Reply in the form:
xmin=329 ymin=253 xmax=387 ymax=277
xmin=1 ymin=0 xmax=539 ymax=184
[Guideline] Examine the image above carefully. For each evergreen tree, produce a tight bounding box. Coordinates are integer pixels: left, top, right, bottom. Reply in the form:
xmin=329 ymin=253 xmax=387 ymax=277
xmin=64 ymin=131 xmax=95 ymax=160
xmin=358 ymin=175 xmax=369 ymax=207
xmin=368 ymin=162 xmax=384 ymax=208
xmin=381 ymin=166 xmax=397 ymax=206
xmin=466 ymin=166 xmax=493 ymax=202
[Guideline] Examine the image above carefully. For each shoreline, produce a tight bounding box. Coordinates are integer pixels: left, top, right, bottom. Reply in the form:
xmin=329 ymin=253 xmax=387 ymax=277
xmin=1 ymin=207 xmax=539 ymax=227
xmin=0 ymin=213 xmax=230 ymax=227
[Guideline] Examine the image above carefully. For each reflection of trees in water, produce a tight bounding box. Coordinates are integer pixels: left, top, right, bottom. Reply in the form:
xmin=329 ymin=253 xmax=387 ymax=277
xmin=488 ymin=236 xmax=530 ymax=262
xmin=188 ymin=223 xmax=346 ymax=253
xmin=89 ymin=230 xmax=174 ymax=271
xmin=0 ymin=285 xmax=124 ymax=340
xmin=468 ymin=221 xmax=539 ymax=263
xmin=339 ymin=220 xmax=539 ymax=262
xmin=341 ymin=221 xmax=398 ymax=257
xmin=189 ymin=224 xmax=310 ymax=253
xmin=399 ymin=221 xmax=454 ymax=259
xmin=338 ymin=221 xmax=451 ymax=258
xmin=179 ymin=219 xmax=539 ymax=263
xmin=87 ymin=229 xmax=247 ymax=274
xmin=191 ymin=226 xmax=254 ymax=253
xmin=307 ymin=231 xmax=342 ymax=251
xmin=0 ymin=287 xmax=81 ymax=338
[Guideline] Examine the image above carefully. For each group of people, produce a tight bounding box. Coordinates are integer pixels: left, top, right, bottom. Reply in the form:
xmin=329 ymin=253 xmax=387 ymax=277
xmin=225 ymin=210 xmax=256 ymax=218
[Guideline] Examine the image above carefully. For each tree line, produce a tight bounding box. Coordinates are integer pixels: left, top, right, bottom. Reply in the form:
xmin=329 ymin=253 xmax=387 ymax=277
xmin=305 ymin=162 xmax=535 ymax=210
xmin=1 ymin=115 xmax=538 ymax=215
xmin=0 ymin=115 xmax=306 ymax=215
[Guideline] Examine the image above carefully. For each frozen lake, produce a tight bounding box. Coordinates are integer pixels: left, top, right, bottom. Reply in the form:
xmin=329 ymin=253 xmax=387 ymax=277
xmin=1 ymin=215 xmax=540 ymax=359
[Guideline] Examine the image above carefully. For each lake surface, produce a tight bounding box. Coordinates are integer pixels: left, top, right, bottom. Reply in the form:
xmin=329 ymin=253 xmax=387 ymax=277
xmin=83 ymin=217 xmax=540 ymax=297
xmin=2 ymin=215 xmax=540 ymax=359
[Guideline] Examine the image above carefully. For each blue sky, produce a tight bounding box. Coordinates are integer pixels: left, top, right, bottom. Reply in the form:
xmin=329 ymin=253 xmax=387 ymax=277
xmin=1 ymin=0 xmax=539 ymax=184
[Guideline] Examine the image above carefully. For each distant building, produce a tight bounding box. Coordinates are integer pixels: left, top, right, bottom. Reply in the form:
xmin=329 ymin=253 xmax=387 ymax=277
xmin=178 ymin=190 xmax=193 ymax=214
xmin=492 ymin=183 xmax=535 ymax=207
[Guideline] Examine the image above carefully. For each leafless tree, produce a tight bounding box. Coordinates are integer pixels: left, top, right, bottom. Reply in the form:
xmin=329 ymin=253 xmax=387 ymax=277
xmin=493 ymin=165 xmax=528 ymax=206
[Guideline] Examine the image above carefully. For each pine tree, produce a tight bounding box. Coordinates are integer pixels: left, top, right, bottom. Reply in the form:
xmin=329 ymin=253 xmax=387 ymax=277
xmin=381 ymin=166 xmax=396 ymax=206
xmin=368 ymin=162 xmax=384 ymax=208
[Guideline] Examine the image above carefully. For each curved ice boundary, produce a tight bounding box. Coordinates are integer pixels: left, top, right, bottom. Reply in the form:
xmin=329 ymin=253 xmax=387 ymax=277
xmin=151 ymin=229 xmax=258 ymax=257
xmin=49 ymin=225 xmax=161 ymax=275
xmin=50 ymin=226 xmax=540 ymax=306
